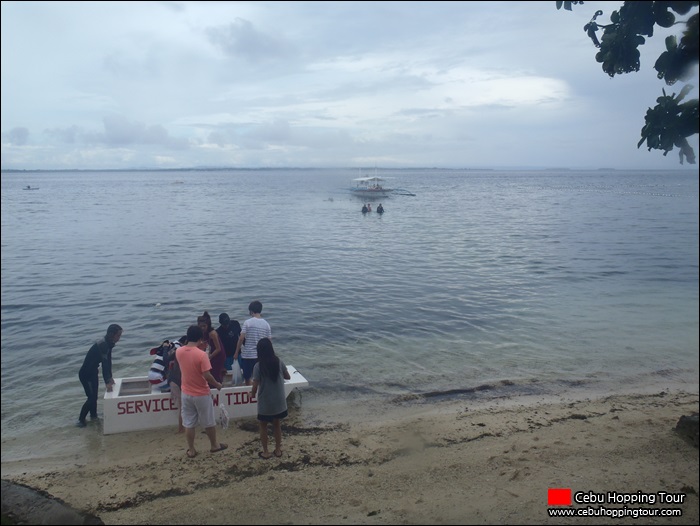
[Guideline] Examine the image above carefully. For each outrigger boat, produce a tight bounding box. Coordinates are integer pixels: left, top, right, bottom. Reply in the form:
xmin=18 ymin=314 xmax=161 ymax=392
xmin=351 ymin=176 xmax=392 ymax=198
xmin=350 ymin=170 xmax=415 ymax=198
xmin=103 ymin=365 xmax=309 ymax=434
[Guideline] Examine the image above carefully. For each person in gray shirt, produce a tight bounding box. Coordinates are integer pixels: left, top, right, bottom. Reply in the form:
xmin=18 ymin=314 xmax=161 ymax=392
xmin=251 ymin=337 xmax=290 ymax=459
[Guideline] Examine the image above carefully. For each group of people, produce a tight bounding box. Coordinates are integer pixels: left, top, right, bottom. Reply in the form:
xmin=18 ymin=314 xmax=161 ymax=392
xmin=77 ymin=300 xmax=291 ymax=460
xmin=361 ymin=202 xmax=385 ymax=214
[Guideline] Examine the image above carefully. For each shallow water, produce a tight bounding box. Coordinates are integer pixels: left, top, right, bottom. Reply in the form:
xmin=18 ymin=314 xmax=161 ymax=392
xmin=1 ymin=168 xmax=698 ymax=463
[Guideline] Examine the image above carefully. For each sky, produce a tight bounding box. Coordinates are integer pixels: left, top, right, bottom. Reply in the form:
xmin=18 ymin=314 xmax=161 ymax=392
xmin=1 ymin=1 xmax=698 ymax=171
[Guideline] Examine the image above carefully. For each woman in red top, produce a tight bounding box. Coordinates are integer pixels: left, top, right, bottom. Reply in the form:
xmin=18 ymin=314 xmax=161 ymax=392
xmin=197 ymin=312 xmax=226 ymax=384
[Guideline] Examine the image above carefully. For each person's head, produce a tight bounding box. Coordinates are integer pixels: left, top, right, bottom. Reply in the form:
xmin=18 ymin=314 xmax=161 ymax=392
xmin=106 ymin=324 xmax=123 ymax=345
xmin=151 ymin=339 xmax=171 ymax=357
xmin=219 ymin=312 xmax=230 ymax=326
xmin=197 ymin=311 xmax=212 ymax=331
xmin=248 ymin=300 xmax=263 ymax=315
xmin=257 ymin=337 xmax=280 ymax=381
xmin=186 ymin=324 xmax=203 ymax=343
xmin=257 ymin=337 xmax=275 ymax=360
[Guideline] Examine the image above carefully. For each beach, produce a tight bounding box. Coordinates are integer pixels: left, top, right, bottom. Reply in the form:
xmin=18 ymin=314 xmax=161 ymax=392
xmin=2 ymin=388 xmax=698 ymax=525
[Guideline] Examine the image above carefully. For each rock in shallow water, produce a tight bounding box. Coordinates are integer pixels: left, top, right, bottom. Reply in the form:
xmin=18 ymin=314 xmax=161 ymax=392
xmin=675 ymin=412 xmax=699 ymax=448
xmin=1 ymin=479 xmax=103 ymax=525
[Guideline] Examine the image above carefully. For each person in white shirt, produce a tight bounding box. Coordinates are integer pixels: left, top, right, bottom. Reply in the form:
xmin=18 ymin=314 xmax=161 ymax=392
xmin=234 ymin=300 xmax=272 ymax=386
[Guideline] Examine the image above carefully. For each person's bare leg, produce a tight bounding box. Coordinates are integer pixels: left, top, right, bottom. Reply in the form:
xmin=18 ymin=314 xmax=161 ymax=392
xmin=273 ymin=419 xmax=283 ymax=457
xmin=178 ymin=411 xmax=185 ymax=434
xmin=258 ymin=421 xmax=271 ymax=458
xmin=185 ymin=427 xmax=197 ymax=457
xmin=174 ymin=390 xmax=185 ymax=433
xmin=204 ymin=426 xmax=220 ymax=451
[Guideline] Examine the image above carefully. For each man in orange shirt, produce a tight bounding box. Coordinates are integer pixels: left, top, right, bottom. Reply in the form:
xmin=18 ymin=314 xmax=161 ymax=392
xmin=176 ymin=324 xmax=228 ymax=458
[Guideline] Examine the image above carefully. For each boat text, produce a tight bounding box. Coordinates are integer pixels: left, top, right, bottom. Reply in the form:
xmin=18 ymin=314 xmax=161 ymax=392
xmin=116 ymin=391 xmax=257 ymax=415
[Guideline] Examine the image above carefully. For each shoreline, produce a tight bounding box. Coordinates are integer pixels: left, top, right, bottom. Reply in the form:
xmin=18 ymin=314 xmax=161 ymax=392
xmin=2 ymin=388 xmax=698 ymax=525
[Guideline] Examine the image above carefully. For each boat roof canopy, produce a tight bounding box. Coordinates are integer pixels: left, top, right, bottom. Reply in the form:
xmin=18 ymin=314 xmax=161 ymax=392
xmin=353 ymin=176 xmax=385 ymax=182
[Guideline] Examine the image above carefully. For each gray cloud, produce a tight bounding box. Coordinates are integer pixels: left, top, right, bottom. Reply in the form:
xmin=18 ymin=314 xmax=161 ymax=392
xmin=4 ymin=127 xmax=29 ymax=145
xmin=45 ymin=125 xmax=82 ymax=144
xmin=90 ymin=115 xmax=189 ymax=149
xmin=1 ymin=1 xmax=697 ymax=170
xmin=41 ymin=117 xmax=189 ymax=150
xmin=206 ymin=18 xmax=294 ymax=63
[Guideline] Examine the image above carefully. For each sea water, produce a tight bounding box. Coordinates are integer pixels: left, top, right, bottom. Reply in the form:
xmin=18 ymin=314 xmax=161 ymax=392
xmin=1 ymin=168 xmax=698 ymax=464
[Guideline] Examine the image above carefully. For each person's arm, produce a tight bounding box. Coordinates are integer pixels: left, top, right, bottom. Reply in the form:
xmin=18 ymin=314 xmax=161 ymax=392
xmin=283 ymin=366 xmax=290 ymax=381
xmin=234 ymin=331 xmax=245 ymax=360
xmin=208 ymin=330 xmax=223 ymax=360
xmin=251 ymin=377 xmax=259 ymax=398
xmin=100 ymin=342 xmax=115 ymax=392
xmin=203 ymin=370 xmax=222 ymax=390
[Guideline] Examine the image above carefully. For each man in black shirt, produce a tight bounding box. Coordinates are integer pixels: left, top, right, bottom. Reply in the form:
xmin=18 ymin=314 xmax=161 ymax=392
xmin=77 ymin=323 xmax=122 ymax=427
xmin=217 ymin=313 xmax=241 ymax=372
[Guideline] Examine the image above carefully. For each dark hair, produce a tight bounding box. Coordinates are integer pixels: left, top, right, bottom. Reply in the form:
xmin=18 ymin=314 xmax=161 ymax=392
xmin=186 ymin=324 xmax=203 ymax=342
xmin=257 ymin=337 xmax=280 ymax=383
xmin=219 ymin=312 xmax=230 ymax=324
xmin=248 ymin=300 xmax=263 ymax=314
xmin=106 ymin=324 xmax=122 ymax=340
xmin=197 ymin=311 xmax=213 ymax=331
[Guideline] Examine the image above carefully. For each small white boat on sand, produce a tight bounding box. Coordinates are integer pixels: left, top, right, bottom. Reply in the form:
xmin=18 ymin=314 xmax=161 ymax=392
xmin=103 ymin=365 xmax=309 ymax=434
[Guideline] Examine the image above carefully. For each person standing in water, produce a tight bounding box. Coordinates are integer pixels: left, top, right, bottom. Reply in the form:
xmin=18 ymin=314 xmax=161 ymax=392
xmin=77 ymin=323 xmax=122 ymax=427
xmin=234 ymin=300 xmax=271 ymax=386
xmin=217 ymin=312 xmax=241 ymax=372
xmin=197 ymin=311 xmax=226 ymax=384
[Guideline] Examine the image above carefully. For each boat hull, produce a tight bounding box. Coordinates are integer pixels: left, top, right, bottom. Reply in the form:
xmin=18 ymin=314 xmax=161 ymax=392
xmin=351 ymin=189 xmax=391 ymax=198
xmin=103 ymin=365 xmax=309 ymax=434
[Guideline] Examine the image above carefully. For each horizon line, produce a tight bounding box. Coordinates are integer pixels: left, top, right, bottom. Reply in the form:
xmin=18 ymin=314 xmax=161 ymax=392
xmin=3 ymin=166 xmax=696 ymax=173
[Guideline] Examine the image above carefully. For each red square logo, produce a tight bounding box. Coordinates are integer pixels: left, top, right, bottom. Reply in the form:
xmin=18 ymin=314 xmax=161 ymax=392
xmin=548 ymin=488 xmax=572 ymax=506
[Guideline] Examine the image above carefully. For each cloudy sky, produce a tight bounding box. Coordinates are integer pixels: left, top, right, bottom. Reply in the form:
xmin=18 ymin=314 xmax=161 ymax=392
xmin=2 ymin=1 xmax=698 ymax=170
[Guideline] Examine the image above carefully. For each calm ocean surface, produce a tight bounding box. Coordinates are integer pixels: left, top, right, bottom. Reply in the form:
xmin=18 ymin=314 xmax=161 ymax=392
xmin=1 ymin=168 xmax=698 ymax=464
